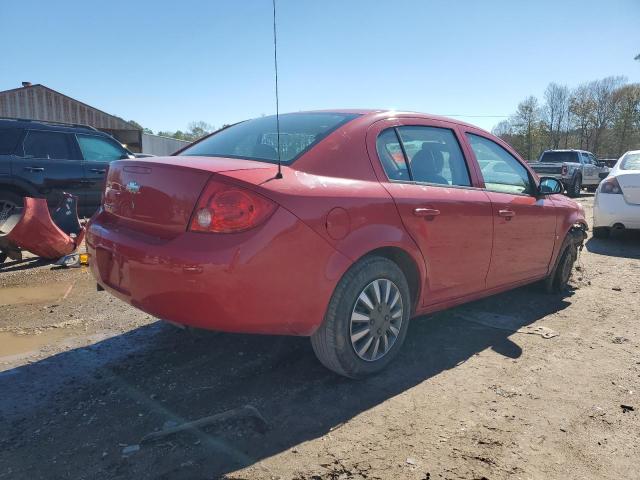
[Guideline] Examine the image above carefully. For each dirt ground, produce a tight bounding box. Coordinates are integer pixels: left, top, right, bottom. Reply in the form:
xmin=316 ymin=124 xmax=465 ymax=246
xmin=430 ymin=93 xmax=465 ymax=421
xmin=0 ymin=194 xmax=638 ymax=480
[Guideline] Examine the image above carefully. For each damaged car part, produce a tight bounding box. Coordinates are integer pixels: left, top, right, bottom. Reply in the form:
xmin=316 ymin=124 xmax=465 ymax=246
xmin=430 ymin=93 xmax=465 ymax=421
xmin=0 ymin=193 xmax=85 ymax=263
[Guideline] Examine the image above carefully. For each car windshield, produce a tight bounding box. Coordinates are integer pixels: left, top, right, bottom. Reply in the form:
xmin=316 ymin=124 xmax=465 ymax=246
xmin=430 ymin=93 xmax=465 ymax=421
xmin=180 ymin=112 xmax=360 ymax=163
xmin=620 ymin=153 xmax=640 ymax=171
xmin=538 ymin=151 xmax=578 ymax=163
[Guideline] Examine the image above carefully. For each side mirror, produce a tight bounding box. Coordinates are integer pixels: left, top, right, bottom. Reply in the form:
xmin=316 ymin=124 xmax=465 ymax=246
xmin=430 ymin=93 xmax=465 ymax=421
xmin=599 ymin=171 xmax=609 ymax=180
xmin=538 ymin=177 xmax=562 ymax=195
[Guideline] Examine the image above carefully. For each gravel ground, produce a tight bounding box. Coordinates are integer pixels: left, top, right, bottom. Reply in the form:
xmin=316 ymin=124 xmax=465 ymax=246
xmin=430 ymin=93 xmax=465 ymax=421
xmin=0 ymin=194 xmax=638 ymax=480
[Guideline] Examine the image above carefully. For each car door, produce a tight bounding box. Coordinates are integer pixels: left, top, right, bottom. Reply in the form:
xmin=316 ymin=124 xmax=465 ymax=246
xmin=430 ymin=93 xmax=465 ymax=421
xmin=76 ymin=133 xmax=130 ymax=214
xmin=588 ymin=153 xmax=604 ymax=184
xmin=15 ymin=129 xmax=85 ymax=207
xmin=581 ymin=152 xmax=596 ymax=185
xmin=369 ymin=119 xmax=493 ymax=306
xmin=464 ymin=132 xmax=557 ymax=288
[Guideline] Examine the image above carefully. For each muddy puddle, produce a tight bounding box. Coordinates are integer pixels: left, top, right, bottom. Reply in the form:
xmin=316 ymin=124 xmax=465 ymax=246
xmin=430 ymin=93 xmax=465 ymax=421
xmin=0 ymin=282 xmax=73 ymax=306
xmin=0 ymin=329 xmax=76 ymax=360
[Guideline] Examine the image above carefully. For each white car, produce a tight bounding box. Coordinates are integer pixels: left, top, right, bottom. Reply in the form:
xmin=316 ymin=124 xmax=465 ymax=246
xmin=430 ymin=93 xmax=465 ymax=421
xmin=593 ymin=150 xmax=640 ymax=238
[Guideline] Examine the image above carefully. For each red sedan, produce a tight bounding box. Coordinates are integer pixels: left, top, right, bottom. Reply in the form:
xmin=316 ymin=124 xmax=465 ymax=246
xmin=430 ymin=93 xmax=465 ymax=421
xmin=87 ymin=110 xmax=587 ymax=378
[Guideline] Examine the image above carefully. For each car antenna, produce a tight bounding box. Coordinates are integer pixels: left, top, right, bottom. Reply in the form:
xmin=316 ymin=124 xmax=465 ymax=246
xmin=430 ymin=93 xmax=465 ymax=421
xmin=272 ymin=0 xmax=283 ymax=179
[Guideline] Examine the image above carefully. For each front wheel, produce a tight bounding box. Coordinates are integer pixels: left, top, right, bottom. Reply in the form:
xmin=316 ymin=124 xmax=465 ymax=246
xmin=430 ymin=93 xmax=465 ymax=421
xmin=545 ymin=242 xmax=578 ymax=293
xmin=311 ymin=256 xmax=411 ymax=378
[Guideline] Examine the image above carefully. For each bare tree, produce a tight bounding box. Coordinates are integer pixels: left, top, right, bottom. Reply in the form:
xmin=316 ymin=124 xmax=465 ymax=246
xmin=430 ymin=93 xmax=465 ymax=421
xmin=512 ymin=96 xmax=541 ymax=161
xmin=543 ymin=83 xmax=570 ymax=149
xmin=590 ymin=76 xmax=625 ymax=154
xmin=569 ymin=84 xmax=595 ymax=150
xmin=612 ymin=83 xmax=640 ymax=155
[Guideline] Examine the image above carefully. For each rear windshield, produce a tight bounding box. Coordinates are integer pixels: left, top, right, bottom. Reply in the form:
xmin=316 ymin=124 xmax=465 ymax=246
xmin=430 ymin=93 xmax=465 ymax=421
xmin=180 ymin=112 xmax=360 ymax=164
xmin=538 ymin=151 xmax=578 ymax=163
xmin=620 ymin=152 xmax=640 ymax=171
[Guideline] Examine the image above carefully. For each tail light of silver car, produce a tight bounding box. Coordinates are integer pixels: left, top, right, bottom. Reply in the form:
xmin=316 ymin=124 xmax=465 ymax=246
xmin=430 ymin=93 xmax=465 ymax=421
xmin=600 ymin=176 xmax=622 ymax=194
xmin=188 ymin=178 xmax=278 ymax=233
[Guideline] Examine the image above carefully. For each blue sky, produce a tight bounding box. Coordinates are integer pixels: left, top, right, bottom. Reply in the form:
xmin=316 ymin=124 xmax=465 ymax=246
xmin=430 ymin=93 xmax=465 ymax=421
xmin=1 ymin=0 xmax=638 ymax=132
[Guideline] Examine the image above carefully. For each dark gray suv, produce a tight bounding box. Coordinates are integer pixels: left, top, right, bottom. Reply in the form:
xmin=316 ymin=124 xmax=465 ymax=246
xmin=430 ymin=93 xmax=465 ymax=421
xmin=0 ymin=118 xmax=134 ymax=219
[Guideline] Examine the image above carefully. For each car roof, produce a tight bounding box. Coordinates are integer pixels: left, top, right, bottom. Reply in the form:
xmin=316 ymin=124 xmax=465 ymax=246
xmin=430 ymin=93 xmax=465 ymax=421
xmin=542 ymin=149 xmax=592 ymax=154
xmin=0 ymin=117 xmax=108 ymax=136
xmin=299 ymin=109 xmax=487 ymax=131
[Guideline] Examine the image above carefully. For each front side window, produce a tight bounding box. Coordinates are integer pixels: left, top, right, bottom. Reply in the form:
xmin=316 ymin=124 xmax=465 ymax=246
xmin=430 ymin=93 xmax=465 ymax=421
xmin=23 ymin=130 xmax=72 ymax=160
xmin=77 ymin=134 xmax=127 ymax=162
xmin=395 ymin=126 xmax=471 ymax=186
xmin=467 ymin=133 xmax=532 ymax=195
xmin=181 ymin=112 xmax=359 ymax=164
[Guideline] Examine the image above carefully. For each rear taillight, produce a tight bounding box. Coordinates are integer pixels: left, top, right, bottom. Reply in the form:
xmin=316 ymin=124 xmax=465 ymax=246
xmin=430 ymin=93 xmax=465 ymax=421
xmin=188 ymin=178 xmax=277 ymax=233
xmin=600 ymin=177 xmax=622 ymax=194
xmin=561 ymin=165 xmax=568 ymax=175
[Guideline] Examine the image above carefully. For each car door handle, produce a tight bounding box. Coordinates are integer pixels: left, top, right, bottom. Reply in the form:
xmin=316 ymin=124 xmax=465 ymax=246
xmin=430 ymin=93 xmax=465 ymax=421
xmin=498 ymin=209 xmax=516 ymax=219
xmin=413 ymin=207 xmax=441 ymax=217
xmin=90 ymin=168 xmax=106 ymax=174
xmin=24 ymin=166 xmax=44 ymax=172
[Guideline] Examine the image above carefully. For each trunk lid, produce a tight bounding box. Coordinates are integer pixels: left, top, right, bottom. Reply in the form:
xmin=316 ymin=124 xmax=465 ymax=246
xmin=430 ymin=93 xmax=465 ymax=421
xmin=102 ymin=156 xmax=273 ymax=237
xmin=617 ymin=172 xmax=640 ymax=205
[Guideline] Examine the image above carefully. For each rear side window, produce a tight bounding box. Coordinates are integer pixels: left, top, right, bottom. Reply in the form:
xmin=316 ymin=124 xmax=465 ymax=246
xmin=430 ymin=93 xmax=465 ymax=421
xmin=467 ymin=134 xmax=532 ymax=195
xmin=23 ymin=130 xmax=72 ymax=160
xmin=621 ymin=152 xmax=640 ymax=171
xmin=396 ymin=126 xmax=471 ymax=186
xmin=181 ymin=112 xmax=359 ymax=164
xmin=77 ymin=134 xmax=127 ymax=162
xmin=0 ymin=128 xmax=23 ymax=154
xmin=376 ymin=129 xmax=409 ymax=180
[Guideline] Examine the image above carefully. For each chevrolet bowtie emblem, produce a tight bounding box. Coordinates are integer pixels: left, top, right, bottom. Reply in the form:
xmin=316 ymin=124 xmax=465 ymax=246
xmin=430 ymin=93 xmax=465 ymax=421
xmin=125 ymin=181 xmax=141 ymax=194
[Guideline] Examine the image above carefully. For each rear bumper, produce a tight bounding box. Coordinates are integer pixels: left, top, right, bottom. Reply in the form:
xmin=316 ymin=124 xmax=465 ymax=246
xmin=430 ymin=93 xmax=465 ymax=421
xmin=86 ymin=207 xmax=352 ymax=336
xmin=593 ymin=193 xmax=640 ymax=229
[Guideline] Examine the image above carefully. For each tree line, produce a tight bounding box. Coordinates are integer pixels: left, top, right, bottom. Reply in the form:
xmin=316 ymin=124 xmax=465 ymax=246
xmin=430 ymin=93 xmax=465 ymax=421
xmin=492 ymin=76 xmax=640 ymax=161
xmin=128 ymin=120 xmax=217 ymax=142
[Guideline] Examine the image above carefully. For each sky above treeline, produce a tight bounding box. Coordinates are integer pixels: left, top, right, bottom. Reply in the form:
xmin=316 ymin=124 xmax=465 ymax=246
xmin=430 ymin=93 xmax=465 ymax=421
xmin=1 ymin=0 xmax=638 ymax=132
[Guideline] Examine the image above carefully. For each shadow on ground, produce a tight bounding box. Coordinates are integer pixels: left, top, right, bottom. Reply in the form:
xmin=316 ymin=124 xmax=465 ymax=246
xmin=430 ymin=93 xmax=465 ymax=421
xmin=0 ymin=257 xmax=53 ymax=273
xmin=586 ymin=229 xmax=640 ymax=260
xmin=0 ymin=281 xmax=574 ymax=479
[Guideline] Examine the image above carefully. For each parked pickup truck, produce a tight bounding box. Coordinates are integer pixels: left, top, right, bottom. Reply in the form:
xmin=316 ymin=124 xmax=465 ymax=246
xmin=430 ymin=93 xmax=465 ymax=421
xmin=530 ymin=149 xmax=609 ymax=197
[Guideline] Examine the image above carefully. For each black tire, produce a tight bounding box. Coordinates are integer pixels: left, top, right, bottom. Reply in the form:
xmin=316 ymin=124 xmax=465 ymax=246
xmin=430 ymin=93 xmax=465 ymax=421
xmin=567 ymin=175 xmax=582 ymax=198
xmin=593 ymin=227 xmax=610 ymax=239
xmin=311 ymin=256 xmax=411 ymax=378
xmin=0 ymin=191 xmax=24 ymax=223
xmin=545 ymin=241 xmax=577 ymax=293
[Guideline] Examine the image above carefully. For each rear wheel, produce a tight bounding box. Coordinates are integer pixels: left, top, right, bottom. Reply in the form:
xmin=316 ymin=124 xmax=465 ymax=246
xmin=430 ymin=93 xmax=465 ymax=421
xmin=0 ymin=191 xmax=23 ymax=223
xmin=593 ymin=227 xmax=610 ymax=239
xmin=311 ymin=256 xmax=411 ymax=378
xmin=567 ymin=175 xmax=582 ymax=198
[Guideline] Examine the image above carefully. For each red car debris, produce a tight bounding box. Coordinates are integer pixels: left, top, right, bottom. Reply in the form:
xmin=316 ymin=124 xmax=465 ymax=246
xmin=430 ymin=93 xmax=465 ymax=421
xmin=87 ymin=110 xmax=587 ymax=377
xmin=0 ymin=193 xmax=84 ymax=263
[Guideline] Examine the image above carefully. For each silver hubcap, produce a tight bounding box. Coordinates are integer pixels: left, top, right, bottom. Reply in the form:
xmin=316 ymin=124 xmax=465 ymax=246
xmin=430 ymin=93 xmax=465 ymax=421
xmin=0 ymin=200 xmax=18 ymax=223
xmin=350 ymin=279 xmax=403 ymax=362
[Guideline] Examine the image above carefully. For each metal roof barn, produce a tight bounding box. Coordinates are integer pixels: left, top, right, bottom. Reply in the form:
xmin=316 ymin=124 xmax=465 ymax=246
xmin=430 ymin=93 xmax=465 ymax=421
xmin=0 ymin=83 xmax=187 ymax=154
